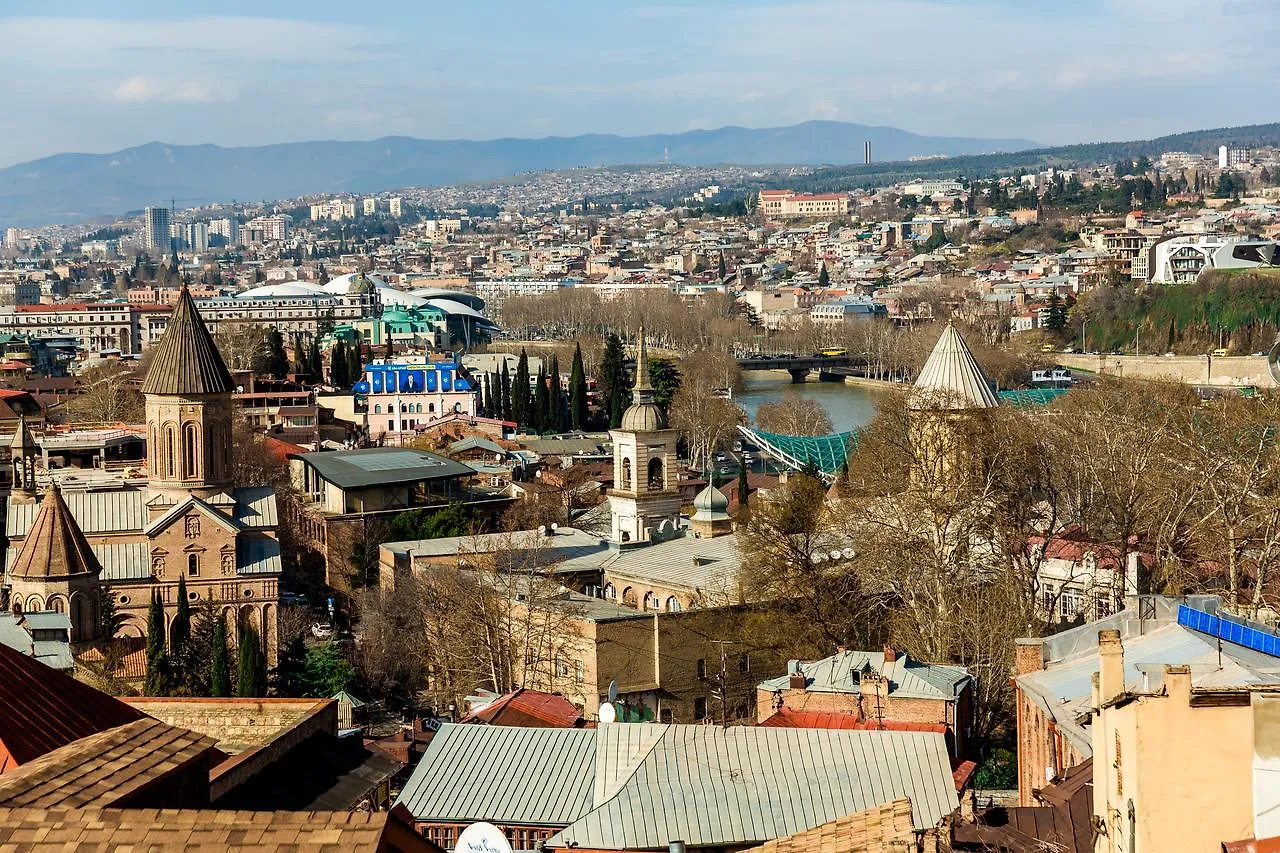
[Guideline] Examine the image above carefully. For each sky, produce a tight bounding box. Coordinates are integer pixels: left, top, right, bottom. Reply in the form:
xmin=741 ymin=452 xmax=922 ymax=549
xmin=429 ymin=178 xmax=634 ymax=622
xmin=1 ymin=0 xmax=1278 ymax=168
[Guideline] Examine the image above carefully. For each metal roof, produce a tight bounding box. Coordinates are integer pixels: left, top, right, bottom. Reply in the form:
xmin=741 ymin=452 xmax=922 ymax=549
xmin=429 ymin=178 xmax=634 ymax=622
xmin=600 ymin=532 xmax=742 ymax=601
xmin=237 ymin=535 xmax=282 ymax=576
xmin=397 ymin=724 xmax=956 ymax=845
xmin=294 ymin=448 xmax=474 ymax=489
xmin=910 ymin=323 xmax=999 ymax=410
xmin=140 ymin=285 xmax=235 ymax=396
xmin=757 ymin=649 xmax=972 ymax=701
xmin=9 ymin=485 xmax=103 ymax=580
xmin=396 ymin=724 xmax=597 ymax=826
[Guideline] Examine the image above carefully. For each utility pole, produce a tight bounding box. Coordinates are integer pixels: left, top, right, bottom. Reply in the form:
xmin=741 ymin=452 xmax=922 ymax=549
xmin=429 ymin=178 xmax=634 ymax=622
xmin=710 ymin=640 xmax=733 ymax=727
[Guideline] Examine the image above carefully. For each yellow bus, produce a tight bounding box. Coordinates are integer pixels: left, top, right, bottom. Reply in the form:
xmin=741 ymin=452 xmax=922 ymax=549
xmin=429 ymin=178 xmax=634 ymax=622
xmin=819 ymin=347 xmax=848 ymax=357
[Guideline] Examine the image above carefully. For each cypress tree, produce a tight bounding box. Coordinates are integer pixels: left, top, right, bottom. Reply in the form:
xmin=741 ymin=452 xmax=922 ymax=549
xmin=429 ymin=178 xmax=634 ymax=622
xmin=534 ymin=364 xmax=550 ymax=434
xmin=513 ymin=350 xmax=530 ymax=428
xmin=347 ymin=342 xmax=362 ymax=387
xmin=737 ymin=462 xmax=750 ymax=511
xmin=489 ymin=372 xmax=501 ymax=419
xmin=330 ymin=342 xmax=347 ymax=388
xmin=291 ymin=334 xmax=306 ymax=378
xmin=236 ymin=621 xmax=266 ymax=697
xmin=549 ymin=355 xmax=564 ymax=433
xmin=608 ymin=382 xmax=624 ymax=429
xmin=266 ymin=328 xmax=288 ymax=379
xmin=307 ymin=338 xmax=323 ymax=382
xmin=144 ymin=591 xmax=166 ymax=696
xmin=210 ymin=615 xmax=231 ymax=697
xmin=599 ymin=334 xmax=625 ymax=427
xmin=171 ymin=575 xmax=190 ymax=654
xmin=569 ymin=343 xmax=588 ymax=431
xmin=500 ymin=361 xmax=513 ymax=422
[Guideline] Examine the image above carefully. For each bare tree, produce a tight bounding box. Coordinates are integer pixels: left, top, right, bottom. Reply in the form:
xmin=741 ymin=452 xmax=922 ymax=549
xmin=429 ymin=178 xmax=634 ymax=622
xmin=65 ymin=362 xmax=144 ymax=424
xmin=755 ymin=390 xmax=833 ymax=436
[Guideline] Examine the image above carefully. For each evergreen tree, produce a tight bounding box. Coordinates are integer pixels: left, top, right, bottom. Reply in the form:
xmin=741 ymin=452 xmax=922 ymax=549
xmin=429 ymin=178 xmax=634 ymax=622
xmin=171 ymin=575 xmax=191 ymax=654
xmin=513 ymin=350 xmax=531 ymax=428
xmin=235 ymin=621 xmax=267 ymax=697
xmin=717 ymin=251 xmax=727 ymax=281
xmin=330 ymin=342 xmax=348 ymax=388
xmin=598 ymin=333 xmax=626 ymax=428
xmin=307 ymin=338 xmax=323 ymax=382
xmin=265 ymin=328 xmax=289 ymax=379
xmin=383 ymin=325 xmax=394 ymax=358
xmin=549 ymin=355 xmax=565 ymax=433
xmin=274 ymin=633 xmax=308 ymax=697
xmin=144 ymin=591 xmax=166 ymax=696
xmin=569 ymin=344 xmax=588 ymax=431
xmin=346 ymin=343 xmax=363 ymax=387
xmin=500 ymin=361 xmax=513 ymax=422
xmin=817 ymin=263 xmax=830 ymax=288
xmin=1045 ymin=292 xmax=1067 ymax=331
xmin=533 ymin=364 xmax=549 ymax=433
xmin=210 ymin=615 xmax=230 ymax=697
xmin=291 ymin=334 xmax=306 ymax=378
xmin=737 ymin=462 xmax=750 ymax=511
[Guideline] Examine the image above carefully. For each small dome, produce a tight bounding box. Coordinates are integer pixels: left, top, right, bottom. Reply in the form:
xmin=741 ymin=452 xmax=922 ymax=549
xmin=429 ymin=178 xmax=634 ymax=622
xmin=620 ymin=402 xmax=665 ymax=432
xmin=693 ymin=483 xmax=729 ymax=513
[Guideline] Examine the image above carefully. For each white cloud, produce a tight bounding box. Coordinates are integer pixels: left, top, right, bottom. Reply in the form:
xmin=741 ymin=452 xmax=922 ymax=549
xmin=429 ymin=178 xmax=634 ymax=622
xmin=112 ymin=76 xmax=226 ymax=104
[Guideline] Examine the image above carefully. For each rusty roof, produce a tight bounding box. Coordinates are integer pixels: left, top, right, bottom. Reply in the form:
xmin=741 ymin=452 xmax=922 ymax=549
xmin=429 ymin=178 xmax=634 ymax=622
xmin=140 ymin=284 xmax=234 ymax=396
xmin=460 ymin=688 xmax=585 ymax=728
xmin=8 ymin=483 xmax=103 ymax=580
xmin=0 ymin=718 xmax=216 ymax=808
xmin=743 ymin=799 xmax=917 ymax=853
xmin=0 ymin=640 xmax=145 ymax=769
xmin=0 ymin=806 xmax=427 ymax=851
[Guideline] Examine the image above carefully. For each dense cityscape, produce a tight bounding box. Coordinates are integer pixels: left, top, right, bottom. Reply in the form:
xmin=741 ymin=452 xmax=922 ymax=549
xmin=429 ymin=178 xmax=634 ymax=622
xmin=4 ymin=5 xmax=1280 ymax=853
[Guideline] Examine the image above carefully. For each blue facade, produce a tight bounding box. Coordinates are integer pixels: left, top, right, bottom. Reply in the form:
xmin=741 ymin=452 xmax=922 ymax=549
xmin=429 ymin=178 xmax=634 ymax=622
xmin=356 ymin=362 xmax=473 ymax=396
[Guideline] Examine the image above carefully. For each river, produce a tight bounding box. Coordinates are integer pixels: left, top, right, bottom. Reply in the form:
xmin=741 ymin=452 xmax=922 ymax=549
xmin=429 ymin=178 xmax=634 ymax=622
xmin=733 ymin=372 xmax=884 ymax=433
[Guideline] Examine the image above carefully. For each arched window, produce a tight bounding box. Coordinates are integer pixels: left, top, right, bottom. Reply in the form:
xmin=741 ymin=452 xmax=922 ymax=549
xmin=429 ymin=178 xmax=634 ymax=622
xmin=373 ymin=404 xmax=381 ymax=414
xmin=429 ymin=403 xmax=436 ymax=413
xmin=621 ymin=458 xmax=632 ymax=491
xmin=416 ymin=403 xmax=423 ymax=413
xmin=647 ymin=457 xmax=664 ymax=491
xmin=183 ymin=423 xmax=199 ymax=479
xmin=621 ymin=587 xmax=636 ymax=607
xmin=604 ymin=583 xmax=616 ymax=600
xmin=188 ymin=553 xmax=199 ymax=577
xmin=165 ymin=424 xmax=177 ymax=478
xmin=47 ymin=595 xmax=66 ymax=614
xmin=644 ymin=591 xmax=660 ymax=610
xmin=666 ymin=596 xmax=682 ymax=613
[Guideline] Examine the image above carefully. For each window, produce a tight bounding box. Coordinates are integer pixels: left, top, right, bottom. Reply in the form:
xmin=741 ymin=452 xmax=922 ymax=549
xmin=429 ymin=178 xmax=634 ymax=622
xmin=666 ymin=596 xmax=681 ymax=612
xmin=660 ymin=708 xmax=674 ymax=724
xmin=373 ymin=404 xmax=381 ymax=414
xmin=738 ymin=653 xmax=751 ymax=674
xmin=696 ymin=658 xmax=707 ymax=679
xmin=574 ymin=660 xmax=584 ymax=684
xmin=693 ymin=697 xmax=708 ymax=720
xmin=554 ymin=655 xmax=569 ymax=678
xmin=188 ymin=553 xmax=199 ymax=577
xmin=644 ymin=591 xmax=660 ymax=610
xmin=183 ymin=423 xmax=199 ymax=479
xmin=1060 ymin=585 xmax=1082 ymax=618
xmin=1040 ymin=583 xmax=1056 ymax=614
xmin=647 ymin=457 xmax=664 ymax=491
xmin=603 ymin=584 xmax=616 ymax=600
xmin=621 ymin=457 xmax=632 ymax=491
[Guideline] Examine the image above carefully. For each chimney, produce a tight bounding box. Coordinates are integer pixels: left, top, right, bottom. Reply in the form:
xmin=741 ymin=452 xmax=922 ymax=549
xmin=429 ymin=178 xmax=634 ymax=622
xmin=883 ymin=644 xmax=897 ymax=664
xmin=1015 ymin=638 xmax=1046 ymax=675
xmin=1164 ymin=664 xmax=1191 ymax=705
xmin=1124 ymin=551 xmax=1141 ymax=597
xmin=787 ymin=659 xmax=806 ymax=690
xmin=1098 ymin=629 xmax=1125 ymax=704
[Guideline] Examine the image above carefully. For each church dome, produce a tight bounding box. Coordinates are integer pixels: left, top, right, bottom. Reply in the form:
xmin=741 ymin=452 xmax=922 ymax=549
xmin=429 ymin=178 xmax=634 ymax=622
xmin=692 ymin=482 xmax=729 ymax=517
xmin=621 ymin=401 xmax=665 ymax=432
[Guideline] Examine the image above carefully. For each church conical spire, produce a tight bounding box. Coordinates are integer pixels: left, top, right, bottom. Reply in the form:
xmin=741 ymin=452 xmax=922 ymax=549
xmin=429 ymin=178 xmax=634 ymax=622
xmin=10 ymin=484 xmax=103 ymax=579
xmin=141 ymin=284 xmax=234 ymax=396
xmin=10 ymin=413 xmax=37 ymax=453
xmin=633 ymin=326 xmax=653 ymax=400
xmin=910 ymin=322 xmax=1000 ymax=410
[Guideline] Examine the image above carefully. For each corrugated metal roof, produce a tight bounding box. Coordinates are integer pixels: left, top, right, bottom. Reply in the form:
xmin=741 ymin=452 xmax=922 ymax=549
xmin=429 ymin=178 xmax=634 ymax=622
xmin=910 ymin=323 xmax=999 ymax=410
xmin=549 ymin=725 xmax=955 ymax=847
xmin=600 ymin=533 xmax=741 ymax=600
xmin=396 ymin=724 xmax=596 ymax=825
xmin=397 ymin=724 xmax=956 ymax=845
xmin=234 ymin=487 xmax=278 ymax=528
xmin=756 ymin=650 xmax=971 ymax=701
xmin=297 ymin=448 xmax=473 ymax=489
xmin=237 ymin=535 xmax=282 ymax=576
xmin=6 ymin=489 xmax=148 ymax=538
xmin=91 ymin=543 xmax=151 ymax=581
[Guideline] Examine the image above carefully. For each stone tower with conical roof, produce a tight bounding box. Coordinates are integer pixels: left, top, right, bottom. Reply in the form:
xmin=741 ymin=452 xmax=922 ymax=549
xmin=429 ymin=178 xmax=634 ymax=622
xmin=10 ymin=414 xmax=38 ymax=500
xmin=141 ymin=284 xmax=236 ymax=500
xmin=608 ymin=327 xmax=681 ymax=545
xmin=908 ymin=322 xmax=999 ymax=490
xmin=8 ymin=483 xmax=102 ymax=642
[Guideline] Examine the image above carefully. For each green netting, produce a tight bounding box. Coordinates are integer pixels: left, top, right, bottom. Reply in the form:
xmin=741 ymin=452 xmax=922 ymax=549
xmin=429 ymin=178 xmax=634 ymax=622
xmin=752 ymin=429 xmax=858 ymax=474
xmin=998 ymin=388 xmax=1069 ymax=407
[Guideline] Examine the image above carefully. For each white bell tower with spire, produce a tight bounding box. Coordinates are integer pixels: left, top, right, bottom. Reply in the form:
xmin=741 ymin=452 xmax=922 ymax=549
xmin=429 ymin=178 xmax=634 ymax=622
xmin=608 ymin=326 xmax=680 ymax=544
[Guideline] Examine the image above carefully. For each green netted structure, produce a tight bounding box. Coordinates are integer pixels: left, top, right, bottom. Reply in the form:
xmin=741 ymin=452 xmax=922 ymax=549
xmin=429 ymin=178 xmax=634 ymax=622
xmin=998 ymin=388 xmax=1069 ymax=407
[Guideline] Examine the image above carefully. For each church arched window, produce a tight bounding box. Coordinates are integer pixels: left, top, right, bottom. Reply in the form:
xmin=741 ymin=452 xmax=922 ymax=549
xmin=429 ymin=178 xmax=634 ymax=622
xmin=183 ymin=423 xmax=199 ymax=479
xmin=165 ymin=424 xmax=178 ymax=478
xmin=188 ymin=553 xmax=200 ymax=576
xmin=621 ymin=458 xmax=632 ymax=491
xmin=647 ymin=457 xmax=664 ymax=491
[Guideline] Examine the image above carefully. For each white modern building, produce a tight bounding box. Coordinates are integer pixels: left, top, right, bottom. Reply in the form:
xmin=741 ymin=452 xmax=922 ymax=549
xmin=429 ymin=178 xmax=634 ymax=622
xmin=1147 ymin=234 xmax=1280 ymax=284
xmin=143 ymin=207 xmax=170 ymax=253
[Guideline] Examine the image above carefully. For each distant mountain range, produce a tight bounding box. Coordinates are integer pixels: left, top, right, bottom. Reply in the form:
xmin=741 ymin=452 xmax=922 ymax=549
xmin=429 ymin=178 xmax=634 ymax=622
xmin=0 ymin=121 xmax=1040 ymax=225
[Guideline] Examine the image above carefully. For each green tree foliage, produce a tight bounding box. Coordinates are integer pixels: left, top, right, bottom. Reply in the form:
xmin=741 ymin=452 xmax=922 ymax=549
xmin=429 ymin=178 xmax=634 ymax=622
xmin=647 ymin=357 xmax=681 ymax=415
xmin=236 ymin=621 xmax=268 ymax=697
xmin=275 ymin=633 xmax=309 ymax=697
xmin=500 ymin=360 xmax=513 ymax=422
xmin=300 ymin=643 xmax=355 ymax=697
xmin=569 ymin=344 xmax=588 ymax=430
xmin=330 ymin=342 xmax=348 ymax=388
xmin=817 ymin=263 xmax=830 ymax=288
xmin=513 ymin=350 xmax=531 ymax=428
xmin=533 ymin=364 xmax=549 ymax=433
xmin=144 ymin=591 xmax=166 ymax=696
xmin=388 ymin=502 xmax=476 ymax=540
xmin=598 ymin=333 xmax=626 ymax=427
xmin=97 ymin=585 xmax=123 ymax=640
xmin=265 ymin=328 xmax=289 ymax=379
xmin=1044 ymin=291 xmax=1067 ymax=332
xmin=171 ymin=575 xmax=191 ymax=654
xmin=210 ymin=613 xmax=231 ymax=697
xmin=346 ymin=342 xmax=363 ymax=387
xmin=548 ymin=355 xmax=565 ymax=433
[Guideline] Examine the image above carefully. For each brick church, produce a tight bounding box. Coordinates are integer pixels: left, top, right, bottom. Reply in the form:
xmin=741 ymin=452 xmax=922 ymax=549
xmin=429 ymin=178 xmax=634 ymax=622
xmin=2 ymin=286 xmax=281 ymax=658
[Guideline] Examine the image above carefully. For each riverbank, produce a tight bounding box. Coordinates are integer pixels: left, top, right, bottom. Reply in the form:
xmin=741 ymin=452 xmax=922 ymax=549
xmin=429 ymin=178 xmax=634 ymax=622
xmin=1055 ymin=353 xmax=1276 ymax=388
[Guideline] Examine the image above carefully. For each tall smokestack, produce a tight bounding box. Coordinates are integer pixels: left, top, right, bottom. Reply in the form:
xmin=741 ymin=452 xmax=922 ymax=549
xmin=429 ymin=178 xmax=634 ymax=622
xmin=864 ymin=140 xmax=871 ymax=165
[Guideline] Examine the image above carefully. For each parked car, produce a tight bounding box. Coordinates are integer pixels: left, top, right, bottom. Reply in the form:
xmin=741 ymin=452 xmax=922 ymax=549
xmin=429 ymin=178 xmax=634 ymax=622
xmin=311 ymin=622 xmax=334 ymax=639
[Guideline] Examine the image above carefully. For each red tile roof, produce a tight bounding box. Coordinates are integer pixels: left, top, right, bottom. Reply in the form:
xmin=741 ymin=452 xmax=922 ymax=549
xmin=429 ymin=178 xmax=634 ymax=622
xmin=758 ymin=709 xmax=947 ymax=735
xmin=460 ymin=689 xmax=584 ymax=728
xmin=0 ymin=641 xmax=146 ymax=773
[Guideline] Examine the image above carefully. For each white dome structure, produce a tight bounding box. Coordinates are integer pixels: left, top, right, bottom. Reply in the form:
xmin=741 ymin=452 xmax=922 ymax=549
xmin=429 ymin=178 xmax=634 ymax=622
xmin=323 ymin=273 xmax=430 ymax=307
xmin=236 ymin=282 xmax=328 ymax=299
xmin=410 ymin=288 xmax=486 ymax=311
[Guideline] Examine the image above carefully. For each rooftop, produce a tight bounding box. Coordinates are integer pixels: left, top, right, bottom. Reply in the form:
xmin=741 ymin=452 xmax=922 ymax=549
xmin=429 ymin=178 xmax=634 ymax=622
xmin=910 ymin=323 xmax=999 ymax=410
xmin=140 ymin=285 xmax=235 ymax=396
xmin=758 ymin=649 xmax=972 ymax=702
xmin=743 ymin=799 xmax=917 ymax=853
xmin=294 ymin=447 xmax=474 ymax=489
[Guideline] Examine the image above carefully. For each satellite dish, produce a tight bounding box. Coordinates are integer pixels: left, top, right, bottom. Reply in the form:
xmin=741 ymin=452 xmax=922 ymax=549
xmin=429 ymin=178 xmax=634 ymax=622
xmin=598 ymin=702 xmax=617 ymax=724
xmin=812 ymin=553 xmax=825 ymax=564
xmin=608 ymin=680 xmax=619 ymax=702
xmin=829 ymin=550 xmax=842 ymax=561
xmin=1268 ymin=340 xmax=1280 ymax=387
xmin=456 ymin=823 xmax=513 ymax=853
xmin=842 ymin=547 xmax=856 ymax=560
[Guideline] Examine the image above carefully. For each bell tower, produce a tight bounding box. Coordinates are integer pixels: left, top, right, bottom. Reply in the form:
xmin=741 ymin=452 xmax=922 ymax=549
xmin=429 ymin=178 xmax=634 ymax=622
xmin=10 ymin=414 xmax=38 ymax=500
xmin=141 ymin=284 xmax=236 ymax=500
xmin=607 ymin=327 xmax=681 ymax=544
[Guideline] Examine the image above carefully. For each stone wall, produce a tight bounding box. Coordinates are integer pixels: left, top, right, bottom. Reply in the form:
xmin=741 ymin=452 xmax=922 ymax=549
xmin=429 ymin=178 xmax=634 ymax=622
xmin=124 ymin=697 xmax=333 ymax=754
xmin=1057 ymin=353 xmax=1276 ymax=388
